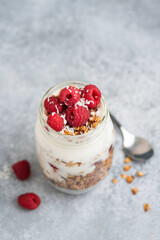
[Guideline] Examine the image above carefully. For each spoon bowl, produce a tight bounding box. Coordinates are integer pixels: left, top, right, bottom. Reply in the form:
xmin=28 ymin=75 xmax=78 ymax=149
xmin=110 ymin=113 xmax=154 ymax=162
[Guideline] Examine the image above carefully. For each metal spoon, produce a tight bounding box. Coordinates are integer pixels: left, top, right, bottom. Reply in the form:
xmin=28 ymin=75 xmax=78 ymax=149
xmin=110 ymin=113 xmax=154 ymax=161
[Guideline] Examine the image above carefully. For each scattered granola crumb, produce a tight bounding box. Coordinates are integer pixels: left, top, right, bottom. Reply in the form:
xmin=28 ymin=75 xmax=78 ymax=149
xmin=124 ymin=157 xmax=131 ymax=164
xmin=132 ymin=188 xmax=138 ymax=195
xmin=75 ymin=126 xmax=86 ymax=132
xmin=123 ymin=165 xmax=131 ymax=171
xmin=74 ymin=126 xmax=89 ymax=135
xmin=62 ymin=161 xmax=82 ymax=167
xmin=144 ymin=203 xmax=150 ymax=212
xmin=137 ymin=171 xmax=144 ymax=177
xmin=74 ymin=131 xmax=79 ymax=135
xmin=112 ymin=178 xmax=118 ymax=184
xmin=95 ymin=116 xmax=102 ymax=122
xmin=92 ymin=116 xmax=102 ymax=128
xmin=64 ymin=130 xmax=73 ymax=135
xmin=126 ymin=176 xmax=133 ymax=183
xmin=121 ymin=174 xmax=126 ymax=179
xmin=84 ymin=128 xmax=89 ymax=134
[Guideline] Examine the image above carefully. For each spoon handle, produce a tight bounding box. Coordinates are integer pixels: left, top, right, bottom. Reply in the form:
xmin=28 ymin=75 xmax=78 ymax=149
xmin=110 ymin=112 xmax=134 ymax=140
xmin=110 ymin=113 xmax=122 ymax=129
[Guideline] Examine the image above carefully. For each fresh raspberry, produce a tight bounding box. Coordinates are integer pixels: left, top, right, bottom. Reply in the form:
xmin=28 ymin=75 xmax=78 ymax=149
xmin=82 ymin=84 xmax=101 ymax=108
xmin=59 ymin=86 xmax=80 ymax=106
xmin=47 ymin=113 xmax=64 ymax=131
xmin=12 ymin=160 xmax=31 ymax=181
xmin=44 ymin=96 xmax=63 ymax=114
xmin=18 ymin=193 xmax=41 ymax=210
xmin=79 ymin=87 xmax=84 ymax=97
xmin=66 ymin=105 xmax=90 ymax=127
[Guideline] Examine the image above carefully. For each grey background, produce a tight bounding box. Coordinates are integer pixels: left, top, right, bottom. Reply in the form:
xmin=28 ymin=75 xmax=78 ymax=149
xmin=0 ymin=0 xmax=160 ymax=239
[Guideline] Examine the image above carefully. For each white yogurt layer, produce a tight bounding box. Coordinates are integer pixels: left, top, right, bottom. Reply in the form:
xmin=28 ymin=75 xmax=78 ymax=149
xmin=35 ymin=112 xmax=114 ymax=182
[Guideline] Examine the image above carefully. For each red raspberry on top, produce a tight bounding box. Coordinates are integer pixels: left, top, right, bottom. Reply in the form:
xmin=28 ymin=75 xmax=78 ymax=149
xmin=44 ymin=96 xmax=63 ymax=114
xmin=47 ymin=113 xmax=64 ymax=132
xmin=12 ymin=160 xmax=31 ymax=181
xmin=79 ymin=87 xmax=84 ymax=97
xmin=66 ymin=105 xmax=90 ymax=127
xmin=18 ymin=193 xmax=41 ymax=210
xmin=82 ymin=84 xmax=101 ymax=108
xmin=59 ymin=86 xmax=80 ymax=106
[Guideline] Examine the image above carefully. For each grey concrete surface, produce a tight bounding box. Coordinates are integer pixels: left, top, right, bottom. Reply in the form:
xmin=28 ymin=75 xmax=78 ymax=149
xmin=0 ymin=0 xmax=160 ymax=239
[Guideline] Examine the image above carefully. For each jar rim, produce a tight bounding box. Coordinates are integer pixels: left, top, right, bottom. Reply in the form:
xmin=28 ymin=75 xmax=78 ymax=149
xmin=39 ymin=81 xmax=108 ymax=140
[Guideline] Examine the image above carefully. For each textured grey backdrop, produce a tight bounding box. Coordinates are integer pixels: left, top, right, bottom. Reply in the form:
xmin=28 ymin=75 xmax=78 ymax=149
xmin=0 ymin=0 xmax=160 ymax=239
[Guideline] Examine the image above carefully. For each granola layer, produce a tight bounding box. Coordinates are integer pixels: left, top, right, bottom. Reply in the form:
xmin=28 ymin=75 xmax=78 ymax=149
xmin=50 ymin=149 xmax=113 ymax=190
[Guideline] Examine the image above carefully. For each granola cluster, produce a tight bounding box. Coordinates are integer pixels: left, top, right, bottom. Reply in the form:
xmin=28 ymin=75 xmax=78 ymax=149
xmin=63 ymin=108 xmax=102 ymax=136
xmin=51 ymin=149 xmax=113 ymax=190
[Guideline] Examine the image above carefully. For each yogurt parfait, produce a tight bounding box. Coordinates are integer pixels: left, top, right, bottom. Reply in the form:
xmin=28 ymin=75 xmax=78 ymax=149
xmin=35 ymin=81 xmax=115 ymax=194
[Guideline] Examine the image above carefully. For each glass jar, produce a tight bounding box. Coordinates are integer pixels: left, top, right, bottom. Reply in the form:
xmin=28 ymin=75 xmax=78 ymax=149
xmin=35 ymin=81 xmax=115 ymax=194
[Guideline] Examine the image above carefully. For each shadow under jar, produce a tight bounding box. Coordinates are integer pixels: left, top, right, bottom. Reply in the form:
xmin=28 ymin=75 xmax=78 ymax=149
xmin=35 ymin=81 xmax=115 ymax=194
